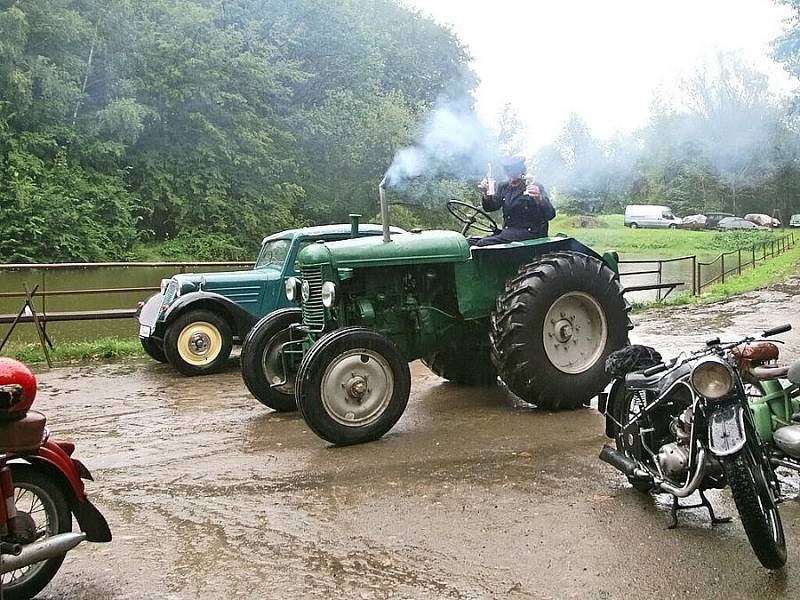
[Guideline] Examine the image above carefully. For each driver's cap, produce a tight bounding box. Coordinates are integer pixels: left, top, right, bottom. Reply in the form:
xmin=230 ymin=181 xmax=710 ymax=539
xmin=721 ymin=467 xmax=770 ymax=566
xmin=501 ymin=155 xmax=526 ymax=177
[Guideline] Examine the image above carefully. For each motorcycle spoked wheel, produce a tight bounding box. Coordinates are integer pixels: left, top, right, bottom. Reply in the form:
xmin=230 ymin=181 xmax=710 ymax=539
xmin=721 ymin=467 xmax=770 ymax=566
xmin=1 ymin=467 xmax=72 ymax=600
xmin=722 ymin=446 xmax=786 ymax=569
xmin=611 ymin=385 xmax=657 ymax=493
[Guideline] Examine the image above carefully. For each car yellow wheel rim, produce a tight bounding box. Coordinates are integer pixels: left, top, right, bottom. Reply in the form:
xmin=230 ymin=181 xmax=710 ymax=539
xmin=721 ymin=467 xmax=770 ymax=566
xmin=176 ymin=321 xmax=223 ymax=365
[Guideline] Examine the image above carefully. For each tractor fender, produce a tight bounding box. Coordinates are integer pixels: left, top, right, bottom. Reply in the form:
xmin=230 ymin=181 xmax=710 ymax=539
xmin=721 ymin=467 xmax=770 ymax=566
xmin=162 ymin=291 xmax=258 ymax=338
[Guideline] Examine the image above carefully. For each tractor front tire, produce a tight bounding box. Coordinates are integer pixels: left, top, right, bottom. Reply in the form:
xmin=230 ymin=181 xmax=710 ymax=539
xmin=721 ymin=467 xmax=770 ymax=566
xmin=490 ymin=252 xmax=630 ymax=410
xmin=296 ymin=328 xmax=411 ymax=446
xmin=240 ymin=308 xmax=302 ymax=412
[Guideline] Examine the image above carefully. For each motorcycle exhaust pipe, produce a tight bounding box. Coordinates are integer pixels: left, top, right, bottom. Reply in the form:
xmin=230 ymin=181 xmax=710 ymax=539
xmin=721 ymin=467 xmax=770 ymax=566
xmin=0 ymin=532 xmax=86 ymax=574
xmin=1 ymin=542 xmax=22 ymax=556
xmin=599 ymin=445 xmax=640 ymax=476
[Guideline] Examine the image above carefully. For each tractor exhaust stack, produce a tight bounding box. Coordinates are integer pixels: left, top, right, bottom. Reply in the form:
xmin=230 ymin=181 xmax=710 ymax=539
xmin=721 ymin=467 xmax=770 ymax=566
xmin=379 ymin=176 xmax=391 ymax=243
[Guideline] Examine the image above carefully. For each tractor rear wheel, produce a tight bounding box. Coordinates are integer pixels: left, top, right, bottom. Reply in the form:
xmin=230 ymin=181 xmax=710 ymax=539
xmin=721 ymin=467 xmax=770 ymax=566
xmin=490 ymin=252 xmax=630 ymax=410
xmin=423 ymin=348 xmax=497 ymax=386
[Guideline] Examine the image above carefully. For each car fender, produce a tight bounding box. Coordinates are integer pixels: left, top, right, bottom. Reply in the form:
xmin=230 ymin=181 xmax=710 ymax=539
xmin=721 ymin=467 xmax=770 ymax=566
xmin=162 ymin=291 xmax=258 ymax=338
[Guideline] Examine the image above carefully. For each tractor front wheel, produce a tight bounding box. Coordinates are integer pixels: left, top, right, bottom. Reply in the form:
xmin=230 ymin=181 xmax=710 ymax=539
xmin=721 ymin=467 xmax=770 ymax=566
xmin=490 ymin=252 xmax=630 ymax=410
xmin=296 ymin=328 xmax=410 ymax=446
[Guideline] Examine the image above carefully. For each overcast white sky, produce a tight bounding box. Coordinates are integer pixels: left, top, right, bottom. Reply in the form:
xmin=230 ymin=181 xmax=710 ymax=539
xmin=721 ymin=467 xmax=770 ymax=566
xmin=401 ymin=0 xmax=795 ymax=151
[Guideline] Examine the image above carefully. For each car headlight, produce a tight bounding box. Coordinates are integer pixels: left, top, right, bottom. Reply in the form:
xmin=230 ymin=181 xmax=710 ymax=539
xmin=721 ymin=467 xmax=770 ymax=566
xmin=691 ymin=359 xmax=734 ymax=399
xmin=321 ymin=281 xmax=336 ymax=308
xmin=160 ymin=278 xmax=170 ymax=294
xmin=285 ymin=277 xmax=300 ymax=302
xmin=301 ymin=279 xmax=311 ymax=302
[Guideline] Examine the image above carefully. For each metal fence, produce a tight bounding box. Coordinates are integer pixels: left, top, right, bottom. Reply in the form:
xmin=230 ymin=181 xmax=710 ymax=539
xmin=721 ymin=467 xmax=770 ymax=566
xmin=0 ymin=261 xmax=252 ymax=324
xmin=618 ymin=232 xmax=796 ymax=301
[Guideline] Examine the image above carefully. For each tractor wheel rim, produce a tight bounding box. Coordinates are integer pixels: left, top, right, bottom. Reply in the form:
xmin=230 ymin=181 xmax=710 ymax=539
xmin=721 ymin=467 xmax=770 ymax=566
xmin=177 ymin=321 xmax=222 ymax=365
xmin=543 ymin=292 xmax=608 ymax=374
xmin=262 ymin=329 xmax=294 ymax=394
xmin=320 ymin=348 xmax=394 ymax=427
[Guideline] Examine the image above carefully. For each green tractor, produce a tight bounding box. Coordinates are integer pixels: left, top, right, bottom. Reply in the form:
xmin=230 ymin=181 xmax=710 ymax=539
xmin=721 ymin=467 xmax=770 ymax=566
xmin=240 ymin=183 xmax=631 ymax=445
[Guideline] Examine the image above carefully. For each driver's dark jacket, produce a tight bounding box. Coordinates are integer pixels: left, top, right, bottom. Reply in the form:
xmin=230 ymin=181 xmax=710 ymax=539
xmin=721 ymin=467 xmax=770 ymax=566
xmin=482 ymin=182 xmax=556 ymax=240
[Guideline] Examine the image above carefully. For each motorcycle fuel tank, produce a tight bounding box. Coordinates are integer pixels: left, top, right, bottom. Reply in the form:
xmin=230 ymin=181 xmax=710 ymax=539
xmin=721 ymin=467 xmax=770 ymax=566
xmin=773 ymin=425 xmax=800 ymax=459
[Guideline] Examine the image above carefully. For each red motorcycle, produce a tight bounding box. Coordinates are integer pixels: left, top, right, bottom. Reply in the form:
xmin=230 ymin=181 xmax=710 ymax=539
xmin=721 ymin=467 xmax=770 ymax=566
xmin=0 ymin=358 xmax=111 ymax=600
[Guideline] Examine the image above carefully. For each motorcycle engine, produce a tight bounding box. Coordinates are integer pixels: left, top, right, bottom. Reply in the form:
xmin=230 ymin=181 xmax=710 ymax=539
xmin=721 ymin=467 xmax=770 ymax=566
xmin=656 ymin=407 xmax=693 ymax=480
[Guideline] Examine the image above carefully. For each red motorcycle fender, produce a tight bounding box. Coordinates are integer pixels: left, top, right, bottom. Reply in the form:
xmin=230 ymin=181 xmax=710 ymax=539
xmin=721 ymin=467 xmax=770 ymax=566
xmin=9 ymin=441 xmax=112 ymax=543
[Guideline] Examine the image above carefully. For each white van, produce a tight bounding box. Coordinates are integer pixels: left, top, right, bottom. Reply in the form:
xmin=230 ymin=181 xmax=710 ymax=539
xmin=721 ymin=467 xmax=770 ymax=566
xmin=624 ymin=205 xmax=682 ymax=229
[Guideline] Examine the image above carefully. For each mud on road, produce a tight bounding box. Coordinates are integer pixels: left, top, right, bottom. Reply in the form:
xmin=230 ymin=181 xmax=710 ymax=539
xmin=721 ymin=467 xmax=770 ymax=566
xmin=28 ymin=280 xmax=800 ymax=599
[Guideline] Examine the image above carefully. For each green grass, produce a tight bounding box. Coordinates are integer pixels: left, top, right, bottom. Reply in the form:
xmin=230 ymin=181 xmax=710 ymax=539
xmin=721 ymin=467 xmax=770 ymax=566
xmin=554 ymin=214 xmax=780 ymax=257
xmin=2 ymin=337 xmax=145 ymax=365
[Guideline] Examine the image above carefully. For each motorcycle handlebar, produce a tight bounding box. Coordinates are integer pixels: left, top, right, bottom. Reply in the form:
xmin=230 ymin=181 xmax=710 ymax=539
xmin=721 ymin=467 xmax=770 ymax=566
xmin=762 ymin=324 xmax=792 ymax=338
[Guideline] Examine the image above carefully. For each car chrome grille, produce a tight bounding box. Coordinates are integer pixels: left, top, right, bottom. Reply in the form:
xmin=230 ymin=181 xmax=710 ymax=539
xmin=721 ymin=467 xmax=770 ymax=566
xmin=163 ymin=280 xmax=178 ymax=306
xmin=301 ymin=267 xmax=325 ymax=331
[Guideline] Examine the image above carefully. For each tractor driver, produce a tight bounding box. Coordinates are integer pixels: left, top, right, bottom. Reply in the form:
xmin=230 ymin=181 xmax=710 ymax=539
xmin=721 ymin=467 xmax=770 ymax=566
xmin=474 ymin=156 xmax=555 ymax=247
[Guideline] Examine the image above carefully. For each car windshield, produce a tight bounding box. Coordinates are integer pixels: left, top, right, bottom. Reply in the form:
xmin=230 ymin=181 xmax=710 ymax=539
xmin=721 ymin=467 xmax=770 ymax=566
xmin=255 ymin=239 xmax=291 ymax=270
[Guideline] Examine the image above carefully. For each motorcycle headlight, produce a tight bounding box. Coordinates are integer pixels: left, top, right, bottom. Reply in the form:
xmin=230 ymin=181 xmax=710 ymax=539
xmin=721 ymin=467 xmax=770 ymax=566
xmin=285 ymin=277 xmax=300 ymax=302
xmin=691 ymin=359 xmax=734 ymax=399
xmin=160 ymin=278 xmax=170 ymax=294
xmin=301 ymin=279 xmax=311 ymax=302
xmin=321 ymin=281 xmax=336 ymax=308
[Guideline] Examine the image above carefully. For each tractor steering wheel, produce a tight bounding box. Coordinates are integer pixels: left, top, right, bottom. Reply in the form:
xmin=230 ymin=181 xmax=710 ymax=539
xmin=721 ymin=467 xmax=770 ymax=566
xmin=447 ymin=200 xmax=500 ymax=236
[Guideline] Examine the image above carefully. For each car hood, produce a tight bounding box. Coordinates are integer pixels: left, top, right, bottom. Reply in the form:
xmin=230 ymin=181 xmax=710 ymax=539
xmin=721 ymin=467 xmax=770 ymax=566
xmin=173 ymin=268 xmax=278 ymax=294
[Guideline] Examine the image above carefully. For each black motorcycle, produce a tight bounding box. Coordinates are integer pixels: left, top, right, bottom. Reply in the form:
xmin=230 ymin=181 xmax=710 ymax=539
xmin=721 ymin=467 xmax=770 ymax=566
xmin=599 ymin=324 xmax=794 ymax=569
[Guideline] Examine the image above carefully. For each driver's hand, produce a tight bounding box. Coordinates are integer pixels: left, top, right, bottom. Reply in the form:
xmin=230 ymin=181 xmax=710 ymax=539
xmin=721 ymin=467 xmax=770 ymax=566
xmin=477 ymin=178 xmax=489 ymax=194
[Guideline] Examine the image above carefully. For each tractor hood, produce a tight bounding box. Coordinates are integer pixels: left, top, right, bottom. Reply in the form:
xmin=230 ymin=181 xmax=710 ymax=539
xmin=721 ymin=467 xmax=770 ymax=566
xmin=297 ymin=230 xmax=470 ymax=269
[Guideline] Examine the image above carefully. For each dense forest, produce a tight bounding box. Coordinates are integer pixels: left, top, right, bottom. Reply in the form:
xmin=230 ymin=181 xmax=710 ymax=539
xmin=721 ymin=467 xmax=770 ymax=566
xmin=3 ymin=0 xmax=800 ymax=263
xmin=0 ymin=0 xmax=472 ymax=262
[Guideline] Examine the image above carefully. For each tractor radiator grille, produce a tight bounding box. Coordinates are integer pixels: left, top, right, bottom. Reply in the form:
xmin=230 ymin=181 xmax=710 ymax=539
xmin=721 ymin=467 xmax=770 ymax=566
xmin=163 ymin=279 xmax=178 ymax=306
xmin=301 ymin=267 xmax=325 ymax=332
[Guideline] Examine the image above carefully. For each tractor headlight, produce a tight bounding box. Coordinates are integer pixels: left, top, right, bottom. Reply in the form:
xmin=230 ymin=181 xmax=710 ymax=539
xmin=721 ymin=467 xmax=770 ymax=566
xmin=691 ymin=359 xmax=734 ymax=399
xmin=301 ymin=279 xmax=311 ymax=302
xmin=160 ymin=278 xmax=170 ymax=294
xmin=321 ymin=281 xmax=336 ymax=308
xmin=285 ymin=277 xmax=300 ymax=302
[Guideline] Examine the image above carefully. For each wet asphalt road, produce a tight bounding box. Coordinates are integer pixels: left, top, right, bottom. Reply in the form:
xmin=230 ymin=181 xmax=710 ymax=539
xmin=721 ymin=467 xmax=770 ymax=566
xmin=25 ymin=280 xmax=800 ymax=599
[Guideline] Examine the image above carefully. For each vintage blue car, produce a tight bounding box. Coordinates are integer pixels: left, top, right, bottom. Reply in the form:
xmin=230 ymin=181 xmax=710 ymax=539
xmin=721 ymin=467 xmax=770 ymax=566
xmin=137 ymin=221 xmax=404 ymax=375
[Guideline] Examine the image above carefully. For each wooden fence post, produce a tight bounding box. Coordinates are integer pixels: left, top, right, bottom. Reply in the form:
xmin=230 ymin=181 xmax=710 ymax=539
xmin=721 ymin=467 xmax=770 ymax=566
xmin=738 ymin=249 xmax=742 ymax=275
xmin=692 ymin=256 xmax=697 ymax=295
xmin=721 ymin=254 xmax=725 ymax=284
xmin=752 ymin=245 xmax=756 ymax=269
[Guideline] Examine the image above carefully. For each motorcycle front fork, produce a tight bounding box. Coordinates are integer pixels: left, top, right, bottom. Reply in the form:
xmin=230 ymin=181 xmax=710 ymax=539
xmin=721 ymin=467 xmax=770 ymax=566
xmin=0 ymin=464 xmax=19 ymax=539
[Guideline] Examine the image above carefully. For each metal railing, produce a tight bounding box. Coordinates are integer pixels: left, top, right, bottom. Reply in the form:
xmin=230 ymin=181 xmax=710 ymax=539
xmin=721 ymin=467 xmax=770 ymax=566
xmin=619 ymin=232 xmax=795 ymax=301
xmin=0 ymin=261 xmax=252 ymax=323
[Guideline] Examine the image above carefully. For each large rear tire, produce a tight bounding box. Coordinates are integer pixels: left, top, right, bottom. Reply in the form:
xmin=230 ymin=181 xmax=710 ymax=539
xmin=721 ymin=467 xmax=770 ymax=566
xmin=296 ymin=328 xmax=410 ymax=446
xmin=422 ymin=347 xmax=497 ymax=386
xmin=240 ymin=308 xmax=302 ymax=412
xmin=490 ymin=252 xmax=630 ymax=409
xmin=722 ymin=448 xmax=786 ymax=569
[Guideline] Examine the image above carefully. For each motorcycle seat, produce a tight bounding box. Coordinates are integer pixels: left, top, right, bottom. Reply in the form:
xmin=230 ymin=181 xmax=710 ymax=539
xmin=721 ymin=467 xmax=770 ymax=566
xmin=625 ymin=363 xmax=691 ymax=394
xmin=0 ymin=410 xmax=46 ymax=453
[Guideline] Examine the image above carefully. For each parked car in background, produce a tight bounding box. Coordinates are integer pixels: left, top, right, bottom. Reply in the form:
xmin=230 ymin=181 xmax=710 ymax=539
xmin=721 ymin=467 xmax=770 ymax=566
xmin=624 ymin=205 xmax=682 ymax=229
xmin=744 ymin=213 xmax=780 ymax=228
xmin=717 ymin=217 xmax=770 ymax=231
xmin=678 ymin=214 xmax=707 ymax=230
xmin=703 ymin=212 xmax=734 ymax=228
xmin=790 ymin=214 xmax=800 ymax=228
xmin=136 ymin=221 xmax=406 ymax=376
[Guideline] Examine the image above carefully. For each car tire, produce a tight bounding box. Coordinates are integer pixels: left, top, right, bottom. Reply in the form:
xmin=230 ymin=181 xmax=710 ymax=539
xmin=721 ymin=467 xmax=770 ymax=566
xmin=669 ymin=224 xmax=677 ymax=229
xmin=422 ymin=347 xmax=497 ymax=386
xmin=163 ymin=309 xmax=233 ymax=376
xmin=630 ymin=222 xmax=638 ymax=229
xmin=140 ymin=337 xmax=168 ymax=363
xmin=296 ymin=327 xmax=410 ymax=446
xmin=240 ymin=308 xmax=302 ymax=412
xmin=490 ymin=252 xmax=631 ymax=410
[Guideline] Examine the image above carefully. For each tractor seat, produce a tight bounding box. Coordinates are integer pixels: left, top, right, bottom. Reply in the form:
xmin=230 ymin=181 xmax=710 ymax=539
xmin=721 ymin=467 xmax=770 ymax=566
xmin=0 ymin=411 xmax=46 ymax=453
